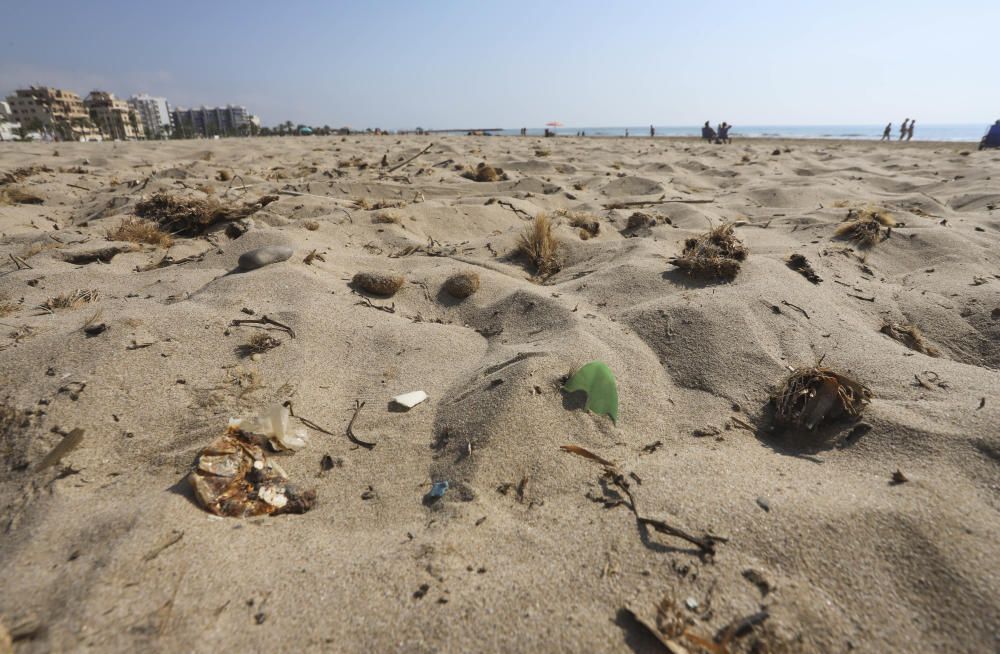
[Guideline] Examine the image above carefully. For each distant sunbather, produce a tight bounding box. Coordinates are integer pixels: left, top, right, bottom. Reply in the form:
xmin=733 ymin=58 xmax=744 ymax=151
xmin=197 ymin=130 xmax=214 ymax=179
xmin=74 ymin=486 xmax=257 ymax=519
xmin=702 ymin=121 xmax=716 ymax=142
xmin=719 ymin=122 xmax=732 ymax=144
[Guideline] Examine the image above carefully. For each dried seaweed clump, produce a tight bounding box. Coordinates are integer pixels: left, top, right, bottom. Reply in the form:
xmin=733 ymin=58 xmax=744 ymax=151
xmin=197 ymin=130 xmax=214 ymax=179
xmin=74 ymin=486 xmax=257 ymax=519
xmin=0 ymin=294 xmax=19 ymax=317
xmin=880 ymin=321 xmax=939 ymax=357
xmin=516 ymin=213 xmax=561 ymax=276
xmin=443 ymin=271 xmax=480 ymax=299
xmin=1 ymin=165 xmax=53 ymax=185
xmin=134 ymin=192 xmax=279 ymax=237
xmin=239 ymin=332 xmax=282 ymax=357
xmin=834 ymin=208 xmax=895 ymax=247
xmin=786 ymin=253 xmax=821 ymax=284
xmin=773 ymin=366 xmax=871 ymax=430
xmin=106 ymin=216 xmax=174 ymax=248
xmin=462 ymin=163 xmax=507 ymax=182
xmin=38 ymin=289 xmax=99 ymax=313
xmin=0 ymin=187 xmax=44 ymax=205
xmin=353 ymin=271 xmax=405 ymax=296
xmin=188 ymin=424 xmax=316 ymax=517
xmin=670 ymin=223 xmax=748 ymax=280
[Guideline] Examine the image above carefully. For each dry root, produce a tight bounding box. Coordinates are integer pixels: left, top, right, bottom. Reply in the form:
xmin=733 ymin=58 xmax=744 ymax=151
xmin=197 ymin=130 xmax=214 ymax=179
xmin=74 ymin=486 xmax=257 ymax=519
xmin=516 ymin=213 xmax=560 ymax=276
xmin=773 ymin=366 xmax=871 ymax=430
xmin=670 ymin=223 xmax=748 ymax=280
xmin=134 ymin=192 xmax=279 ymax=237
xmin=881 ymin=321 xmax=939 ymax=357
xmin=834 ymin=208 xmax=895 ymax=247
xmin=106 ymin=216 xmax=174 ymax=247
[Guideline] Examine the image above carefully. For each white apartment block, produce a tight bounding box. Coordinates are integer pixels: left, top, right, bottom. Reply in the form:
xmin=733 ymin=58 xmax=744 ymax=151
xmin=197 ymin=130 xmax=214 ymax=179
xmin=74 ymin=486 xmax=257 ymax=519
xmin=129 ymin=93 xmax=171 ymax=138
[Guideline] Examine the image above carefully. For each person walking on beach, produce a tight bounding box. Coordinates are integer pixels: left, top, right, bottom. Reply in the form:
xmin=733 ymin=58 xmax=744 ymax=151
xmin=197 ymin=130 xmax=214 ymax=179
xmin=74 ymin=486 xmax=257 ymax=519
xmin=650 ymin=124 xmax=655 ymax=138
xmin=906 ymin=120 xmax=915 ymax=141
xmin=881 ymin=123 xmax=892 ymax=141
xmin=899 ymin=119 xmax=909 ymax=140
xmin=625 ymin=128 xmax=629 ymax=138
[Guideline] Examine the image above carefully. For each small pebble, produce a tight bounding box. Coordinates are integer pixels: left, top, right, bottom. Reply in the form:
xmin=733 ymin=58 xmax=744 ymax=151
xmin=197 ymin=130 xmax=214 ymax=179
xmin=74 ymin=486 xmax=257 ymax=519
xmin=756 ymin=496 xmax=771 ymax=512
xmin=238 ymin=245 xmax=293 ymax=271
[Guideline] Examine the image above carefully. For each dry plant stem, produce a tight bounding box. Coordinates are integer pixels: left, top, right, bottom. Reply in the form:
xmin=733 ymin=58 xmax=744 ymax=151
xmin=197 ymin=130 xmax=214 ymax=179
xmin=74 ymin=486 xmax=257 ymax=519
xmin=497 ymin=200 xmax=531 ymax=219
xmin=387 ymin=143 xmax=434 ymax=173
xmin=355 ymin=296 xmax=396 ymax=313
xmin=346 ymin=400 xmax=376 ymax=450
xmin=229 ymin=315 xmax=296 ymax=338
xmin=600 ymin=467 xmax=722 ymax=556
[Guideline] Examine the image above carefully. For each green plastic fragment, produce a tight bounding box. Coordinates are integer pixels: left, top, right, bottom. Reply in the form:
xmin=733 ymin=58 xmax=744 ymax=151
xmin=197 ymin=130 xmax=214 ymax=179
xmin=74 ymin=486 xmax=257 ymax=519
xmin=563 ymin=361 xmax=619 ymax=424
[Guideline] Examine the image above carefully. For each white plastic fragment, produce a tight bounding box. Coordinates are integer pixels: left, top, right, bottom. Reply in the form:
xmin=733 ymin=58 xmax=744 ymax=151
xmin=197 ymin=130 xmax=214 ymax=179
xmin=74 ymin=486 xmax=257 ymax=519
xmin=391 ymin=390 xmax=428 ymax=409
xmin=230 ymin=403 xmax=308 ymax=451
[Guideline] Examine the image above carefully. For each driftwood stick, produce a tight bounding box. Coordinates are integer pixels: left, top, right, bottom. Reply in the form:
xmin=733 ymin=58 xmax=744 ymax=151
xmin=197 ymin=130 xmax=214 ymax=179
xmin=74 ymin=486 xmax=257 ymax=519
xmin=229 ymin=315 xmax=296 ymax=338
xmin=387 ymin=143 xmax=434 ymax=173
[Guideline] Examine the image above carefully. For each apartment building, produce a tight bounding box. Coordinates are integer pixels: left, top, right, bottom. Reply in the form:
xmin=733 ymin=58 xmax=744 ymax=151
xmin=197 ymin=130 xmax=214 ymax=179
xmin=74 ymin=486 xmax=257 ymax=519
xmin=5 ymin=86 xmax=101 ymax=140
xmin=129 ymin=93 xmax=171 ymax=138
xmin=85 ymin=91 xmax=144 ymax=140
xmin=170 ymin=104 xmax=252 ymax=137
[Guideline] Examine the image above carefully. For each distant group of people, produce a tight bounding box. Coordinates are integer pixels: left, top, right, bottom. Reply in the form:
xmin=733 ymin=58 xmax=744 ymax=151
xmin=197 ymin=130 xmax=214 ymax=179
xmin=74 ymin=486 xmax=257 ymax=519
xmin=881 ymin=119 xmax=915 ymax=141
xmin=701 ymin=121 xmax=732 ymax=144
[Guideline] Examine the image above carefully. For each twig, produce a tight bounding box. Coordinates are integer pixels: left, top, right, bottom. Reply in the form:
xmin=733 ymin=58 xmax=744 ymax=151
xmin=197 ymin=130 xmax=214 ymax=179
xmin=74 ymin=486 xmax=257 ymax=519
xmin=496 ymin=200 xmax=531 ymax=219
xmin=10 ymin=253 xmax=32 ymax=270
xmin=606 ymin=470 xmax=723 ymax=556
xmin=229 ymin=315 xmax=296 ymax=338
xmin=355 ymin=296 xmax=396 ymax=313
xmin=66 ymin=183 xmax=91 ymax=191
xmin=847 ymin=293 xmax=876 ymax=302
xmin=602 ymin=198 xmax=713 ymax=209
xmin=387 ymin=143 xmax=434 ymax=173
xmin=781 ymin=300 xmax=810 ymax=318
xmin=143 ymin=530 xmax=185 ymax=562
xmin=135 ymin=253 xmax=206 ymax=272
xmin=346 ymin=400 xmax=376 ymax=449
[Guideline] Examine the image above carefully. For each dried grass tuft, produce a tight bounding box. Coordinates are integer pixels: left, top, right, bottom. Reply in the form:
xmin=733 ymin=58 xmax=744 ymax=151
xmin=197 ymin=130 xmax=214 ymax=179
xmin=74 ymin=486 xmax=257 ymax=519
xmin=371 ymin=210 xmax=402 ymax=225
xmin=773 ymin=365 xmax=871 ymax=430
xmin=670 ymin=223 xmax=747 ymax=280
xmin=134 ymin=192 xmax=279 ymax=237
xmin=38 ymin=289 xmax=99 ymax=313
xmin=462 ymin=163 xmax=507 ymax=182
xmin=880 ymin=321 xmax=939 ymax=356
xmin=0 ymin=186 xmax=44 ymax=205
xmin=558 ymin=210 xmax=600 ymax=237
xmin=834 ymin=208 xmax=895 ymax=247
xmin=516 ymin=213 xmax=560 ymax=276
xmin=106 ymin=216 xmax=174 ymax=247
xmin=0 ymin=294 xmax=19 ymax=317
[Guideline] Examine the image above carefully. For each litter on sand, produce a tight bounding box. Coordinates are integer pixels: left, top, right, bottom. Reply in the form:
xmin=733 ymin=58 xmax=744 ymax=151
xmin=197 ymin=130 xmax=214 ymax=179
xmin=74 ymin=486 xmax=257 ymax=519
xmin=391 ymin=390 xmax=428 ymax=409
xmin=563 ymin=361 xmax=619 ymax=424
xmin=428 ymin=481 xmax=449 ymax=499
xmin=188 ymin=421 xmax=316 ymax=517
xmin=230 ymin=403 xmax=308 ymax=451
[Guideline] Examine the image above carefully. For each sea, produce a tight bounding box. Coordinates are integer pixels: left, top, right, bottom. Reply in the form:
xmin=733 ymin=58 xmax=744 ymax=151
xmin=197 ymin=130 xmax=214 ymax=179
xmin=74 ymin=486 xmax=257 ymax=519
xmin=490 ymin=124 xmax=988 ymax=142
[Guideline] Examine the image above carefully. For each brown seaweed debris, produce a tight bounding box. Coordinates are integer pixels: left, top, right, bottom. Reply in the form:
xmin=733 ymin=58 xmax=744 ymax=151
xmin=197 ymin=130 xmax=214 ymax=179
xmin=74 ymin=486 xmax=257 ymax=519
xmin=880 ymin=320 xmax=939 ymax=357
xmin=1 ymin=165 xmax=53 ymax=185
xmin=443 ymin=271 xmax=480 ymax=298
xmin=462 ymin=163 xmax=507 ymax=182
xmin=134 ymin=192 xmax=279 ymax=237
xmin=352 ymin=271 xmax=405 ymax=296
xmin=188 ymin=424 xmax=316 ymax=517
xmin=516 ymin=213 xmax=561 ymax=276
xmin=834 ymin=208 xmax=895 ymax=247
xmin=106 ymin=216 xmax=174 ymax=247
xmin=773 ymin=365 xmax=871 ymax=430
xmin=786 ymin=253 xmax=821 ymax=284
xmin=669 ymin=223 xmax=747 ymax=280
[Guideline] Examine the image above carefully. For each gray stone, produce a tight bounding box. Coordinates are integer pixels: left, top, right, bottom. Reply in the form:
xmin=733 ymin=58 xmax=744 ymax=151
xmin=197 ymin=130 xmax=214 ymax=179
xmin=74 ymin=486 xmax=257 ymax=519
xmin=238 ymin=246 xmax=293 ymax=271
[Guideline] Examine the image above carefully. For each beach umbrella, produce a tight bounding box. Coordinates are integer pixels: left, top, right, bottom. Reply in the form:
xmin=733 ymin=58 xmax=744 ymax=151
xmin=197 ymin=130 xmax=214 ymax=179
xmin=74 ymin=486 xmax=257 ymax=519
xmin=546 ymin=121 xmax=563 ymax=127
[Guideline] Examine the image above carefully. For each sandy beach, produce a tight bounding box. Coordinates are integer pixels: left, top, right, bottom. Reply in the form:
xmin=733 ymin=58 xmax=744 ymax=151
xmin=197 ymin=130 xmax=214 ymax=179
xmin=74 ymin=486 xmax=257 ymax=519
xmin=1 ymin=134 xmax=998 ymax=653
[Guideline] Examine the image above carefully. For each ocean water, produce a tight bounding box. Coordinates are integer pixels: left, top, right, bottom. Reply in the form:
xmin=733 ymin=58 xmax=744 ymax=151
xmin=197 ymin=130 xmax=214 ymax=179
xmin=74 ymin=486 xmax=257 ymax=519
xmin=492 ymin=124 xmax=989 ymax=142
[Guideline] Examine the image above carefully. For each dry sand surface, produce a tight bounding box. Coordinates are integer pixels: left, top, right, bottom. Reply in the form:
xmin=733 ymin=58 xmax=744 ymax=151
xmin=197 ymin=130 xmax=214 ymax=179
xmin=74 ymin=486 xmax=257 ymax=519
xmin=1 ymin=135 xmax=999 ymax=653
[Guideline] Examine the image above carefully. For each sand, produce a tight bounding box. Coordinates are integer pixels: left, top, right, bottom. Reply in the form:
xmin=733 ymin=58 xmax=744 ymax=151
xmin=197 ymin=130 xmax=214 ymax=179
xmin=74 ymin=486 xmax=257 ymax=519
xmin=1 ymin=135 xmax=998 ymax=653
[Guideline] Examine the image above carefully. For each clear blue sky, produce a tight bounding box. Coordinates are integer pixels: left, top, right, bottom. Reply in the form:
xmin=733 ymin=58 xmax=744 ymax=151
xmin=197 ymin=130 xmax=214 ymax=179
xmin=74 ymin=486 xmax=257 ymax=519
xmin=2 ymin=0 xmax=997 ymax=128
